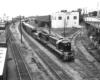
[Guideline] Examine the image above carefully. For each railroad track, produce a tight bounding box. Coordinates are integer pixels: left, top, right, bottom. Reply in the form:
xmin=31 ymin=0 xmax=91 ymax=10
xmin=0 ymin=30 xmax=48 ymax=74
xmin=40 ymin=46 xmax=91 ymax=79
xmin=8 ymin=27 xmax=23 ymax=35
xmin=62 ymin=30 xmax=93 ymax=80
xmin=48 ymin=30 xmax=89 ymax=80
xmin=72 ymin=29 xmax=100 ymax=79
xmin=22 ymin=23 xmax=87 ymax=80
xmin=50 ymin=29 xmax=97 ymax=80
xmin=81 ymin=36 xmax=100 ymax=62
xmin=37 ymin=29 xmax=95 ymax=80
xmin=7 ymin=24 xmax=32 ymax=80
xmin=23 ymin=22 xmax=93 ymax=80
xmin=23 ymin=21 xmax=99 ymax=80
xmin=22 ymin=22 xmax=100 ymax=80
xmin=22 ymin=26 xmax=73 ymax=80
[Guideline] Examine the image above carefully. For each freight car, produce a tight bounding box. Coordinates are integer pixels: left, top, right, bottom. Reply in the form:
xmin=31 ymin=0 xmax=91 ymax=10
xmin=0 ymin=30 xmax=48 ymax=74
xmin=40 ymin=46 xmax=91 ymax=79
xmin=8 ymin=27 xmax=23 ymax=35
xmin=22 ymin=22 xmax=74 ymax=61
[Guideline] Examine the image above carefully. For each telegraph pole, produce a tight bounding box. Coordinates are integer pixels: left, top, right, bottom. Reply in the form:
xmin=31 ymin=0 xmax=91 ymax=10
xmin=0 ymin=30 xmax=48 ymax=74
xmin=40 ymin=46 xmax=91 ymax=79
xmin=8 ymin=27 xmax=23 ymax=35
xmin=49 ymin=15 xmax=51 ymax=34
xmin=6 ymin=16 xmax=8 ymax=22
xmin=83 ymin=8 xmax=85 ymax=21
xmin=97 ymin=2 xmax=99 ymax=32
xmin=83 ymin=8 xmax=85 ymax=33
xmin=86 ymin=7 xmax=87 ymax=21
xmin=91 ymin=8 xmax=94 ymax=26
xmin=3 ymin=14 xmax=6 ymax=22
xmin=20 ymin=15 xmax=22 ymax=43
xmin=64 ymin=18 xmax=66 ymax=38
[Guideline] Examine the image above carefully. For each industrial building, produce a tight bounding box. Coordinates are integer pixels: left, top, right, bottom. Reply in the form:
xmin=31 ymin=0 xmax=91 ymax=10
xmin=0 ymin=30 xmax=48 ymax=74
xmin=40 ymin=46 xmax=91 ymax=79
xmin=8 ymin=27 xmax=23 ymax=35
xmin=51 ymin=11 xmax=79 ymax=28
xmin=97 ymin=10 xmax=100 ymax=18
xmin=35 ymin=11 xmax=79 ymax=28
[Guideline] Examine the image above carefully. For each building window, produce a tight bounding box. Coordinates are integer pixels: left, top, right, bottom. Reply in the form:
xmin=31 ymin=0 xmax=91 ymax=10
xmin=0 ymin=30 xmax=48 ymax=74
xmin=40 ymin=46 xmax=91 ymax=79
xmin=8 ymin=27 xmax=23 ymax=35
xmin=74 ymin=16 xmax=77 ymax=19
xmin=58 ymin=16 xmax=62 ymax=20
xmin=67 ymin=16 xmax=69 ymax=19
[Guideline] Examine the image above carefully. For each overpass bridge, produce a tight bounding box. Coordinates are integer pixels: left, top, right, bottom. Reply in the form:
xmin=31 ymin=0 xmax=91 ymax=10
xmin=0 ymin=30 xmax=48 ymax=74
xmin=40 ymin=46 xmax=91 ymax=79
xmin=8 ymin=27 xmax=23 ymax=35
xmin=85 ymin=17 xmax=100 ymax=29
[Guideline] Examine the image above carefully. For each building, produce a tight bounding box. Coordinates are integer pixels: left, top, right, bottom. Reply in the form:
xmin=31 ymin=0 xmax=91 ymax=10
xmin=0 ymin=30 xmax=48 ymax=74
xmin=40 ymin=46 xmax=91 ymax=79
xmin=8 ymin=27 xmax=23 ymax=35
xmin=28 ymin=16 xmax=36 ymax=22
xmin=35 ymin=15 xmax=50 ymax=27
xmin=51 ymin=11 xmax=79 ymax=28
xmin=97 ymin=10 xmax=100 ymax=18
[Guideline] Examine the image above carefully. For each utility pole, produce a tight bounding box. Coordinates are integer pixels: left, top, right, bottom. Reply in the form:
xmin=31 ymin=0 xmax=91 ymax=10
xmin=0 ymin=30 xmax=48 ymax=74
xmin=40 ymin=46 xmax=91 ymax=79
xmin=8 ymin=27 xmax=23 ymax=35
xmin=83 ymin=8 xmax=85 ymax=21
xmin=49 ymin=15 xmax=51 ymax=34
xmin=97 ymin=2 xmax=99 ymax=32
xmin=20 ymin=15 xmax=22 ymax=43
xmin=91 ymin=8 xmax=94 ymax=26
xmin=64 ymin=18 xmax=66 ymax=38
xmin=83 ymin=8 xmax=85 ymax=33
xmin=85 ymin=8 xmax=86 ymax=21
xmin=3 ymin=14 xmax=6 ymax=22
xmin=6 ymin=16 xmax=8 ymax=22
xmin=85 ymin=7 xmax=87 ymax=21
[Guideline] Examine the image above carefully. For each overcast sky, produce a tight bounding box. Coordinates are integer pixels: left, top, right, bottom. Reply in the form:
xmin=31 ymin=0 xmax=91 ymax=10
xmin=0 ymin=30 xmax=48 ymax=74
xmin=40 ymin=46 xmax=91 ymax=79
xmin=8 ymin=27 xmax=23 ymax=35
xmin=0 ymin=0 xmax=100 ymax=20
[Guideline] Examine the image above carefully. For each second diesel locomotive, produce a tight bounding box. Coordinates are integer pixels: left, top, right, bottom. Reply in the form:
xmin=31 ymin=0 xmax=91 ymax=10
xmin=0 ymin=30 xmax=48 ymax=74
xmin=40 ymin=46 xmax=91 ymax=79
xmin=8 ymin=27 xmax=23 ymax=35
xmin=22 ymin=22 xmax=74 ymax=61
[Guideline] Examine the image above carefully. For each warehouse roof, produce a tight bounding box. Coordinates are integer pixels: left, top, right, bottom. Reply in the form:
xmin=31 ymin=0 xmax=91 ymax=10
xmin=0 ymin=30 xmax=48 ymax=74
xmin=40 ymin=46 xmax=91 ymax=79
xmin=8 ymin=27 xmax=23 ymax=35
xmin=35 ymin=15 xmax=51 ymax=22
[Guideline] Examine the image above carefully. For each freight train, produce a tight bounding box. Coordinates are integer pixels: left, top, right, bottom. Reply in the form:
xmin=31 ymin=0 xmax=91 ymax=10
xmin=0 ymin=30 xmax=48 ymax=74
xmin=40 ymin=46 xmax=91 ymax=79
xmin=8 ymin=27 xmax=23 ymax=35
xmin=22 ymin=22 xmax=74 ymax=61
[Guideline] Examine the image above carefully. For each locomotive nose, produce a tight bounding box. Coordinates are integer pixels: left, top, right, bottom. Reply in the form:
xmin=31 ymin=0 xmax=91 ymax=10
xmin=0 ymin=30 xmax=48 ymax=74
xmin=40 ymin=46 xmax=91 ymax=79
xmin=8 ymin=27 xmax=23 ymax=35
xmin=68 ymin=51 xmax=74 ymax=60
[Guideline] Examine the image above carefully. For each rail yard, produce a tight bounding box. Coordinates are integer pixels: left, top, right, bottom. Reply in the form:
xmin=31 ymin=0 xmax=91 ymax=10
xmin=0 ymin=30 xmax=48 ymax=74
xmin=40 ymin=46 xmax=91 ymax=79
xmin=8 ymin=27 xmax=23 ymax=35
xmin=1 ymin=5 xmax=100 ymax=80
xmin=1 ymin=15 xmax=98 ymax=80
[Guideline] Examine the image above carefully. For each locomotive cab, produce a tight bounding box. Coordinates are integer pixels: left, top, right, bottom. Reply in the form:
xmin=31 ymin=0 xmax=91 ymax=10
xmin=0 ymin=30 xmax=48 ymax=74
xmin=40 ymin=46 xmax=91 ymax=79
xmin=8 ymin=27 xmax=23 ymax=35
xmin=62 ymin=41 xmax=71 ymax=52
xmin=60 ymin=40 xmax=74 ymax=60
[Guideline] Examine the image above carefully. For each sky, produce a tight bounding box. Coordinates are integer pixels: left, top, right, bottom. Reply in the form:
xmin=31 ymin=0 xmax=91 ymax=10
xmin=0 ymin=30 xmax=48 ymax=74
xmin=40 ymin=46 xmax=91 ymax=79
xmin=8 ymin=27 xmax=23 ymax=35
xmin=0 ymin=0 xmax=100 ymax=20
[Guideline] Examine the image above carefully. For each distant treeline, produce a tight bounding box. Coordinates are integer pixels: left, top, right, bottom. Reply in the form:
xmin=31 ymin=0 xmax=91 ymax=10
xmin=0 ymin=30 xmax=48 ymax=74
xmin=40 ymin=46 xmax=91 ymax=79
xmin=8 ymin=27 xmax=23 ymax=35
xmin=88 ymin=11 xmax=97 ymax=17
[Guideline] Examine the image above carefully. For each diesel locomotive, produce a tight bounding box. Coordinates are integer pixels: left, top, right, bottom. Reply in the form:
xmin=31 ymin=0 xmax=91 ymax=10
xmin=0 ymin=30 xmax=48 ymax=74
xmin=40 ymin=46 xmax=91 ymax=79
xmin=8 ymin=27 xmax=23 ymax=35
xmin=22 ymin=22 xmax=74 ymax=61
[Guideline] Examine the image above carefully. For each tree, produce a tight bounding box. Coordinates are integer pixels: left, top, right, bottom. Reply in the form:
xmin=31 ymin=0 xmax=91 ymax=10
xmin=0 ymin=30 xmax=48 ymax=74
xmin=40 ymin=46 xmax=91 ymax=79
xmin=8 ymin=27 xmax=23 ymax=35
xmin=72 ymin=10 xmax=75 ymax=12
xmin=92 ymin=11 xmax=97 ymax=16
xmin=77 ymin=8 xmax=84 ymax=23
xmin=77 ymin=8 xmax=82 ymax=15
xmin=61 ymin=10 xmax=67 ymax=12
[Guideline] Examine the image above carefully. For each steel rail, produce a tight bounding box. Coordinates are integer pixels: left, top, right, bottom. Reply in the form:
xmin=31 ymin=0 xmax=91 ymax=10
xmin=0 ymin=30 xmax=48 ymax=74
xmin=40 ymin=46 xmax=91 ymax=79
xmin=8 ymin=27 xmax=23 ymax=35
xmin=73 ymin=29 xmax=100 ymax=79
xmin=22 ymin=25 xmax=73 ymax=80
xmin=7 ymin=24 xmax=32 ymax=80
